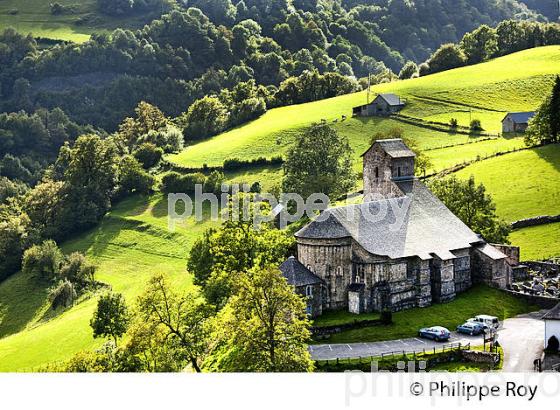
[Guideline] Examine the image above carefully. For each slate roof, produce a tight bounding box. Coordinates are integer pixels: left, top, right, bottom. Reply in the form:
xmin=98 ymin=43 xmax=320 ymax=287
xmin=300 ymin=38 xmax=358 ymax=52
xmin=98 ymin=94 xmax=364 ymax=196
xmin=295 ymin=179 xmax=486 ymax=261
xmin=376 ymin=93 xmax=405 ymax=106
xmin=361 ymin=138 xmax=416 ymax=158
xmin=475 ymin=243 xmax=507 ymax=260
xmin=279 ymin=256 xmax=325 ymax=287
xmin=502 ymin=112 xmax=535 ymax=124
xmin=543 ymin=303 xmax=560 ymax=321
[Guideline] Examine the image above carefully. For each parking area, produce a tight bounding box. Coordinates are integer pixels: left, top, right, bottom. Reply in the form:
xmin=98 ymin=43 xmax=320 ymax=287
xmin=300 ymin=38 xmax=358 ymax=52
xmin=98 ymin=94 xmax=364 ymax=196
xmin=310 ymin=310 xmax=547 ymax=366
xmin=309 ymin=332 xmax=481 ymax=361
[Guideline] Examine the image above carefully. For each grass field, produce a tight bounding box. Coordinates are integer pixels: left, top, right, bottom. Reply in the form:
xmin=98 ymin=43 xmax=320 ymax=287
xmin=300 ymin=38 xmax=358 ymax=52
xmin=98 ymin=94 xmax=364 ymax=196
xmin=313 ymin=285 xmax=537 ymax=345
xmin=454 ymin=143 xmax=560 ymax=222
xmin=169 ymin=46 xmax=560 ymax=168
xmin=0 ymin=0 xmax=159 ymax=42
xmin=0 ymin=194 xmax=218 ymax=371
xmin=510 ymin=222 xmax=560 ymax=260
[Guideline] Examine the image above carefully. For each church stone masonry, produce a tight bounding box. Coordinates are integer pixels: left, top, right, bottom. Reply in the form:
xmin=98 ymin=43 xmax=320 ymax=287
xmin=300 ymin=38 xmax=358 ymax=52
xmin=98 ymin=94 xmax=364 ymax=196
xmin=280 ymin=139 xmax=520 ymax=317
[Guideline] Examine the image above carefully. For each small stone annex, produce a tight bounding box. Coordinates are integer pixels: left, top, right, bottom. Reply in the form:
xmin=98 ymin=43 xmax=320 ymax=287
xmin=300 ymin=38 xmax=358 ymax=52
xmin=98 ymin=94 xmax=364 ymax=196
xmin=279 ymin=138 xmax=520 ymax=317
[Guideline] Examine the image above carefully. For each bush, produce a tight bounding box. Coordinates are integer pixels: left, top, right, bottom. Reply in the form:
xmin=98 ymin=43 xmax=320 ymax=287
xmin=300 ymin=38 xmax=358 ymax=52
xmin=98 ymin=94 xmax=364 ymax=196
xmin=60 ymin=252 xmax=96 ymax=288
xmin=22 ymin=240 xmax=63 ymax=281
xmin=160 ymin=171 xmax=206 ymax=194
xmin=470 ymin=119 xmax=483 ymax=131
xmin=380 ymin=310 xmax=393 ymax=325
xmin=49 ymin=280 xmax=77 ymax=309
xmin=133 ymin=142 xmax=163 ymax=169
xmin=546 ymin=335 xmax=559 ymax=352
xmin=50 ymin=2 xmax=65 ymax=15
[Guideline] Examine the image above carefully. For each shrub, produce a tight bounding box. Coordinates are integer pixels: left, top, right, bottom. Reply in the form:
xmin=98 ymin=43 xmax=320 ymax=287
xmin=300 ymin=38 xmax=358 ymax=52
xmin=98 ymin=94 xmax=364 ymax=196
xmin=470 ymin=119 xmax=483 ymax=131
xmin=546 ymin=335 xmax=559 ymax=352
xmin=60 ymin=252 xmax=96 ymax=287
xmin=380 ymin=310 xmax=393 ymax=325
xmin=133 ymin=142 xmax=163 ymax=169
xmin=22 ymin=240 xmax=63 ymax=281
xmin=160 ymin=171 xmax=206 ymax=194
xmin=49 ymin=280 xmax=77 ymax=309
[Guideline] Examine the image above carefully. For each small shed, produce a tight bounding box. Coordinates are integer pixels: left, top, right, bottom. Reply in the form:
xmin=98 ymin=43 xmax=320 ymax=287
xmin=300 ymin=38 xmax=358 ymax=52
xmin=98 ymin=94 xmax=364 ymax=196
xmin=543 ymin=303 xmax=560 ymax=351
xmin=502 ymin=112 xmax=535 ymax=133
xmin=353 ymin=93 xmax=405 ymax=117
xmin=279 ymin=256 xmax=325 ymax=317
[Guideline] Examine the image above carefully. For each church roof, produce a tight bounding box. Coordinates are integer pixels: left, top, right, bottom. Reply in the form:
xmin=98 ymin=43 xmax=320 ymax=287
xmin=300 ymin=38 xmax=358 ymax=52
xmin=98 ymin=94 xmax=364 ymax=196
xmin=279 ymin=256 xmax=325 ymax=287
xmin=502 ymin=112 xmax=535 ymax=124
xmin=295 ymin=179 xmax=484 ymax=260
xmin=361 ymin=138 xmax=416 ymax=158
xmin=475 ymin=243 xmax=507 ymax=260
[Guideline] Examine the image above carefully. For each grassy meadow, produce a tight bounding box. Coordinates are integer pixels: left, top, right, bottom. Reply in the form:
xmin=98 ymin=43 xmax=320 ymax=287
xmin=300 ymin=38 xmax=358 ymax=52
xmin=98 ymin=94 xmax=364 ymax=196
xmin=1 ymin=47 xmax=560 ymax=371
xmin=169 ymin=46 xmax=560 ymax=168
xmin=0 ymin=0 xmax=159 ymax=42
xmin=0 ymin=194 xmax=219 ymax=371
xmin=454 ymin=143 xmax=560 ymax=222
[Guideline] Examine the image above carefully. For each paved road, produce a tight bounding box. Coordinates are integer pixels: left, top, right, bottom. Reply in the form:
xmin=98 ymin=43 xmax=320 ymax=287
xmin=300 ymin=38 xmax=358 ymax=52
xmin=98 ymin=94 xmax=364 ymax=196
xmin=310 ymin=311 xmax=546 ymax=371
xmin=500 ymin=311 xmax=545 ymax=372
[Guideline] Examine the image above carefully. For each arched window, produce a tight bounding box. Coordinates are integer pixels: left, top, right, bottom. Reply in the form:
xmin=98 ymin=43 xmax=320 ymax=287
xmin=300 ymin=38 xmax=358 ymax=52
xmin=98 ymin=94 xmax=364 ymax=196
xmin=305 ymin=285 xmax=313 ymax=297
xmin=336 ymin=266 xmax=343 ymax=276
xmin=375 ymin=166 xmax=379 ymax=179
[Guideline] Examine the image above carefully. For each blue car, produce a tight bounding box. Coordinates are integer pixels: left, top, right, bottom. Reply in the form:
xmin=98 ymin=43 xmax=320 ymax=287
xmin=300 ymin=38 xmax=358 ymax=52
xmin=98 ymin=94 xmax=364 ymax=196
xmin=418 ymin=326 xmax=451 ymax=342
xmin=456 ymin=322 xmax=484 ymax=336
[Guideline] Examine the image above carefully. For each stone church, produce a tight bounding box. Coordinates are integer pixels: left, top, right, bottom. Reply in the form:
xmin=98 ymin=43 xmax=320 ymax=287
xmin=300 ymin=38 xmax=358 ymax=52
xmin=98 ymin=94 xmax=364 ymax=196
xmin=280 ymin=139 xmax=519 ymax=317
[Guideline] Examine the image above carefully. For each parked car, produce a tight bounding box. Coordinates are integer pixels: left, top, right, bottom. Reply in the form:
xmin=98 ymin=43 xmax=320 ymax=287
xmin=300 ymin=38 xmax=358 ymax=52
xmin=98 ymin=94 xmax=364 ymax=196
xmin=456 ymin=322 xmax=484 ymax=336
xmin=467 ymin=315 xmax=500 ymax=330
xmin=418 ymin=326 xmax=451 ymax=342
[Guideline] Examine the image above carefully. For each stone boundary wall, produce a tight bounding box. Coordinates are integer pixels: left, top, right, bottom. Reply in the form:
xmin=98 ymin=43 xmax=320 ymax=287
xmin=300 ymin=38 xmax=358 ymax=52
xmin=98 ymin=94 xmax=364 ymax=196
xmin=311 ymin=319 xmax=386 ymax=337
xmin=522 ymin=261 xmax=560 ymax=275
xmin=511 ymin=215 xmax=560 ymax=230
xmin=460 ymin=350 xmax=500 ymax=364
xmin=500 ymin=289 xmax=559 ymax=309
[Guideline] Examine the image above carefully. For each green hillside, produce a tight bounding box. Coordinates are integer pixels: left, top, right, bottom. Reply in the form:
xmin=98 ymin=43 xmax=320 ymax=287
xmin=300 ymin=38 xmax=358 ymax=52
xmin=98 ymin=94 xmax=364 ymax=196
xmin=0 ymin=0 xmax=158 ymax=42
xmin=1 ymin=46 xmax=560 ymax=372
xmin=0 ymin=194 xmax=218 ymax=371
xmin=169 ymin=46 xmax=560 ymax=168
xmin=454 ymin=144 xmax=560 ymax=222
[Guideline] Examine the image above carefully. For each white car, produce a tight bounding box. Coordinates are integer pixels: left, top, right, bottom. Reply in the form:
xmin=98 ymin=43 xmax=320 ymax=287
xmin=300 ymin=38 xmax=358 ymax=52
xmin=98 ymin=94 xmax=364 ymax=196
xmin=467 ymin=315 xmax=500 ymax=330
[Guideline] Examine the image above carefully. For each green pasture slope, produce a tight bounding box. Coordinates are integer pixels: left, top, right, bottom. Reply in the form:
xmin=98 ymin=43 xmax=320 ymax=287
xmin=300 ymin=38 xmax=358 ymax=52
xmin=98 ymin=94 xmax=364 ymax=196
xmin=0 ymin=194 xmax=219 ymax=371
xmin=169 ymin=46 xmax=560 ymax=168
xmin=1 ymin=47 xmax=560 ymax=371
xmin=0 ymin=0 xmax=155 ymax=42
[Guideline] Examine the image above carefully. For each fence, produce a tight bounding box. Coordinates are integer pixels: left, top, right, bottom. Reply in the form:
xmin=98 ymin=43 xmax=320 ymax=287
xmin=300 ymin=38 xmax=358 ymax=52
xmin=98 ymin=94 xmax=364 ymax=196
xmin=315 ymin=342 xmax=470 ymax=367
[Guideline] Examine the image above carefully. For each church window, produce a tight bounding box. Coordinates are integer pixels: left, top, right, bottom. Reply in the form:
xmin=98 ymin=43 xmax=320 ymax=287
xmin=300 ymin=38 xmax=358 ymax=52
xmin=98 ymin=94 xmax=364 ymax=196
xmin=375 ymin=166 xmax=379 ymax=179
xmin=397 ymin=166 xmax=402 ymax=177
xmin=336 ymin=266 xmax=343 ymax=276
xmin=306 ymin=285 xmax=313 ymax=297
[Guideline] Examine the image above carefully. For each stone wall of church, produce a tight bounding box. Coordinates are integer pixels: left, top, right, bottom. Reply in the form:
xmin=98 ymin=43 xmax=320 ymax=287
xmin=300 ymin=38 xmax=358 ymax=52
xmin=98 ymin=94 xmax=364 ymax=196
xmin=452 ymin=248 xmax=472 ymax=293
xmin=431 ymin=256 xmax=456 ymax=303
xmin=363 ymin=145 xmax=406 ymax=200
xmin=297 ymin=238 xmax=353 ymax=310
xmin=471 ymin=248 xmax=511 ymax=289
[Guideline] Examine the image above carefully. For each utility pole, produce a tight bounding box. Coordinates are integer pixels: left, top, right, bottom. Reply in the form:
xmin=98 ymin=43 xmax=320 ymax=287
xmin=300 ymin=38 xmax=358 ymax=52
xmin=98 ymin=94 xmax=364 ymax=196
xmin=367 ymin=72 xmax=371 ymax=104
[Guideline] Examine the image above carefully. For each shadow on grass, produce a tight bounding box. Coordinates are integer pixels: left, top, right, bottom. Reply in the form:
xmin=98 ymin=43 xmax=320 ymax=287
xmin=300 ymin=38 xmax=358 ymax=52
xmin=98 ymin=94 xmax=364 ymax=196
xmin=0 ymin=271 xmax=50 ymax=339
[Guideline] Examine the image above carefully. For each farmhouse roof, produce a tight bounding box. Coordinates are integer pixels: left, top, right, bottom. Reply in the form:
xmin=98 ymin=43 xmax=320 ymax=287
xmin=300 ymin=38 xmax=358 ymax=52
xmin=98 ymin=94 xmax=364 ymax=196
xmin=279 ymin=256 xmax=325 ymax=287
xmin=502 ymin=112 xmax=535 ymax=124
xmin=295 ymin=179 xmax=484 ymax=260
xmin=543 ymin=303 xmax=560 ymax=321
xmin=361 ymin=138 xmax=416 ymax=158
xmin=376 ymin=93 xmax=405 ymax=106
